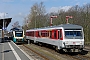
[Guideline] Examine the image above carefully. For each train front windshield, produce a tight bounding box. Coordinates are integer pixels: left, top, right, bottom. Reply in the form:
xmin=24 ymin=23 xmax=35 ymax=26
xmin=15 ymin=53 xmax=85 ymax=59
xmin=65 ymin=29 xmax=83 ymax=39
xmin=15 ymin=31 xmax=23 ymax=37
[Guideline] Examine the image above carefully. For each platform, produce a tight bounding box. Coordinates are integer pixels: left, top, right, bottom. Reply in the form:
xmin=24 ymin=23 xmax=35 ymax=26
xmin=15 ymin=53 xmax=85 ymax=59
xmin=0 ymin=40 xmax=33 ymax=60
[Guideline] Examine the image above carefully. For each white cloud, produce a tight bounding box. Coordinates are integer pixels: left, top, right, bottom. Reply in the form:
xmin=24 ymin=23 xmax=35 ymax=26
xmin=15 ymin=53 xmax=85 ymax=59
xmin=48 ymin=6 xmax=72 ymax=13
xmin=48 ymin=7 xmax=61 ymax=13
xmin=61 ymin=6 xmax=72 ymax=11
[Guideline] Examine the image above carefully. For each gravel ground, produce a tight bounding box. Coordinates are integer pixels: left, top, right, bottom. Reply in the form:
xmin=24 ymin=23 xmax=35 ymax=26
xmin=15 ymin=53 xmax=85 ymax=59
xmin=18 ymin=44 xmax=74 ymax=60
xmin=19 ymin=45 xmax=44 ymax=60
xmin=18 ymin=44 xmax=90 ymax=60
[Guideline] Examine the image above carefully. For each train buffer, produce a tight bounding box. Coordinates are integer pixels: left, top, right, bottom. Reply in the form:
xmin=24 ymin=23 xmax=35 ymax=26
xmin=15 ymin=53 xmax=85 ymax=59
xmin=0 ymin=41 xmax=34 ymax=60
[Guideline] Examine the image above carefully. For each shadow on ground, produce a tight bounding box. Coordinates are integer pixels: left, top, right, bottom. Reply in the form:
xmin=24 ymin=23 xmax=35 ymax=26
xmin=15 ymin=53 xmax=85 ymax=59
xmin=59 ymin=50 xmax=88 ymax=56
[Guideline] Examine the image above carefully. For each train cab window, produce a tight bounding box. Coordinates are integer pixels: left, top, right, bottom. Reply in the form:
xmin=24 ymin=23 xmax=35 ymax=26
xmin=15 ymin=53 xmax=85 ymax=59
xmin=15 ymin=31 xmax=23 ymax=37
xmin=73 ymin=31 xmax=82 ymax=36
xmin=65 ymin=29 xmax=83 ymax=39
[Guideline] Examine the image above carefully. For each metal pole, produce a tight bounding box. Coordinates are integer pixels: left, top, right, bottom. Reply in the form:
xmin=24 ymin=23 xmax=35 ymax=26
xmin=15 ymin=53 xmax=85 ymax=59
xmin=66 ymin=17 xmax=68 ymax=24
xmin=35 ymin=15 xmax=36 ymax=28
xmin=34 ymin=10 xmax=37 ymax=43
xmin=50 ymin=16 xmax=57 ymax=26
xmin=2 ymin=13 xmax=8 ymax=42
xmin=66 ymin=16 xmax=73 ymax=24
xmin=50 ymin=18 xmax=52 ymax=26
xmin=2 ymin=15 xmax=5 ymax=42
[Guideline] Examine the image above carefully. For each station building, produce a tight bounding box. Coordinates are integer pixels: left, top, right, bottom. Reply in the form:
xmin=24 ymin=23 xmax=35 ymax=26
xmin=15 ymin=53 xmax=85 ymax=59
xmin=0 ymin=18 xmax=12 ymax=42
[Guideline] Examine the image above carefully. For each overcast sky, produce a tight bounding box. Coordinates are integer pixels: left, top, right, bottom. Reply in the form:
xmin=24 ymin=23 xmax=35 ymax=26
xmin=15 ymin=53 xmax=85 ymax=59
xmin=0 ymin=0 xmax=89 ymax=31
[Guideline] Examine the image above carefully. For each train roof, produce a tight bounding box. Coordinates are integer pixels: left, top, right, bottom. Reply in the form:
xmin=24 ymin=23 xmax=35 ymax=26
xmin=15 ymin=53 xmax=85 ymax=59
xmin=48 ymin=24 xmax=83 ymax=30
xmin=26 ymin=24 xmax=83 ymax=32
xmin=11 ymin=27 xmax=24 ymax=31
xmin=55 ymin=24 xmax=82 ymax=29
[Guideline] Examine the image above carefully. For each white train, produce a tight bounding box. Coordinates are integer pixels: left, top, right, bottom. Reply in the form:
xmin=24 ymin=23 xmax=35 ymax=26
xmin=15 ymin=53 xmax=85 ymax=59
xmin=12 ymin=29 xmax=24 ymax=43
xmin=26 ymin=24 xmax=84 ymax=52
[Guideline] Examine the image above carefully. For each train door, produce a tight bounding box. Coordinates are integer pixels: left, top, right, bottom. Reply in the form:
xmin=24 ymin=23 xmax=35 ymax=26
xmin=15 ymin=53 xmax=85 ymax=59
xmin=57 ymin=29 xmax=63 ymax=49
xmin=34 ymin=31 xmax=37 ymax=43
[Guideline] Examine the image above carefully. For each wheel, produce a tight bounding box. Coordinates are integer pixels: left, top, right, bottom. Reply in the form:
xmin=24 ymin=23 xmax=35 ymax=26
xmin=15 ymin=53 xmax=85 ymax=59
xmin=67 ymin=49 xmax=72 ymax=52
xmin=55 ymin=46 xmax=60 ymax=53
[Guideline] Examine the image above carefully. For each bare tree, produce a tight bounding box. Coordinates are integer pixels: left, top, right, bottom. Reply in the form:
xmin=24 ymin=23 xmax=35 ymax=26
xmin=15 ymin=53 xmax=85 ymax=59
xmin=24 ymin=2 xmax=46 ymax=29
xmin=12 ymin=21 xmax=21 ymax=29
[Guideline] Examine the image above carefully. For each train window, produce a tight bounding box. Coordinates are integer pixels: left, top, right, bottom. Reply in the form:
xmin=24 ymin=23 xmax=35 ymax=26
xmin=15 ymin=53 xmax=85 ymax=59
xmin=65 ymin=30 xmax=83 ymax=39
xmin=33 ymin=31 xmax=34 ymax=37
xmin=38 ymin=31 xmax=41 ymax=37
xmin=60 ymin=30 xmax=62 ymax=38
xmin=38 ymin=30 xmax=49 ymax=37
xmin=73 ymin=31 xmax=82 ymax=36
xmin=41 ymin=33 xmax=44 ymax=37
xmin=28 ymin=31 xmax=34 ymax=37
xmin=42 ymin=31 xmax=49 ymax=37
xmin=58 ymin=29 xmax=63 ymax=40
xmin=36 ymin=31 xmax=39 ymax=37
xmin=50 ymin=31 xmax=52 ymax=38
xmin=58 ymin=31 xmax=60 ymax=39
xmin=65 ymin=31 xmax=73 ymax=37
xmin=15 ymin=31 xmax=23 ymax=37
xmin=51 ymin=30 xmax=57 ymax=39
xmin=29 ymin=32 xmax=31 ymax=36
xmin=60 ymin=29 xmax=63 ymax=40
xmin=54 ymin=30 xmax=57 ymax=39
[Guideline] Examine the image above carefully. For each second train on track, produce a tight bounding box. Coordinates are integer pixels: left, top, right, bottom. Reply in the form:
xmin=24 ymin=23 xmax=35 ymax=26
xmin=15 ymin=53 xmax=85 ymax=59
xmin=11 ymin=28 xmax=25 ymax=43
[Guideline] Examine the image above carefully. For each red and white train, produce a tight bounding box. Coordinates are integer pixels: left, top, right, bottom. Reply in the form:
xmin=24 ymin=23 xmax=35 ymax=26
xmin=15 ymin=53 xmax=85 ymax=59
xmin=26 ymin=24 xmax=84 ymax=52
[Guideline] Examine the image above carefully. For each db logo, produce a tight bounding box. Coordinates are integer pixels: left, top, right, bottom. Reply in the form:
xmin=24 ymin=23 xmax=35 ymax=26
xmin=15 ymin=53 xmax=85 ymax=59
xmin=73 ymin=42 xmax=76 ymax=44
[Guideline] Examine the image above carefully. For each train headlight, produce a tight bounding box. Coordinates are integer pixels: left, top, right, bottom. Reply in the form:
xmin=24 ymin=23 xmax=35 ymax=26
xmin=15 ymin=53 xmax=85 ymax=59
xmin=80 ymin=41 xmax=82 ymax=44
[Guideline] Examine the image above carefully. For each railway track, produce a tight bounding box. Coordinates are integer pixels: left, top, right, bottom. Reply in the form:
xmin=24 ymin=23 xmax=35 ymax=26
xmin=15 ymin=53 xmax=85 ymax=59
xmin=71 ymin=54 xmax=90 ymax=60
xmin=17 ymin=43 xmax=90 ymax=60
xmin=61 ymin=48 xmax=90 ymax=60
xmin=18 ymin=43 xmax=67 ymax=60
xmin=23 ymin=44 xmax=49 ymax=60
